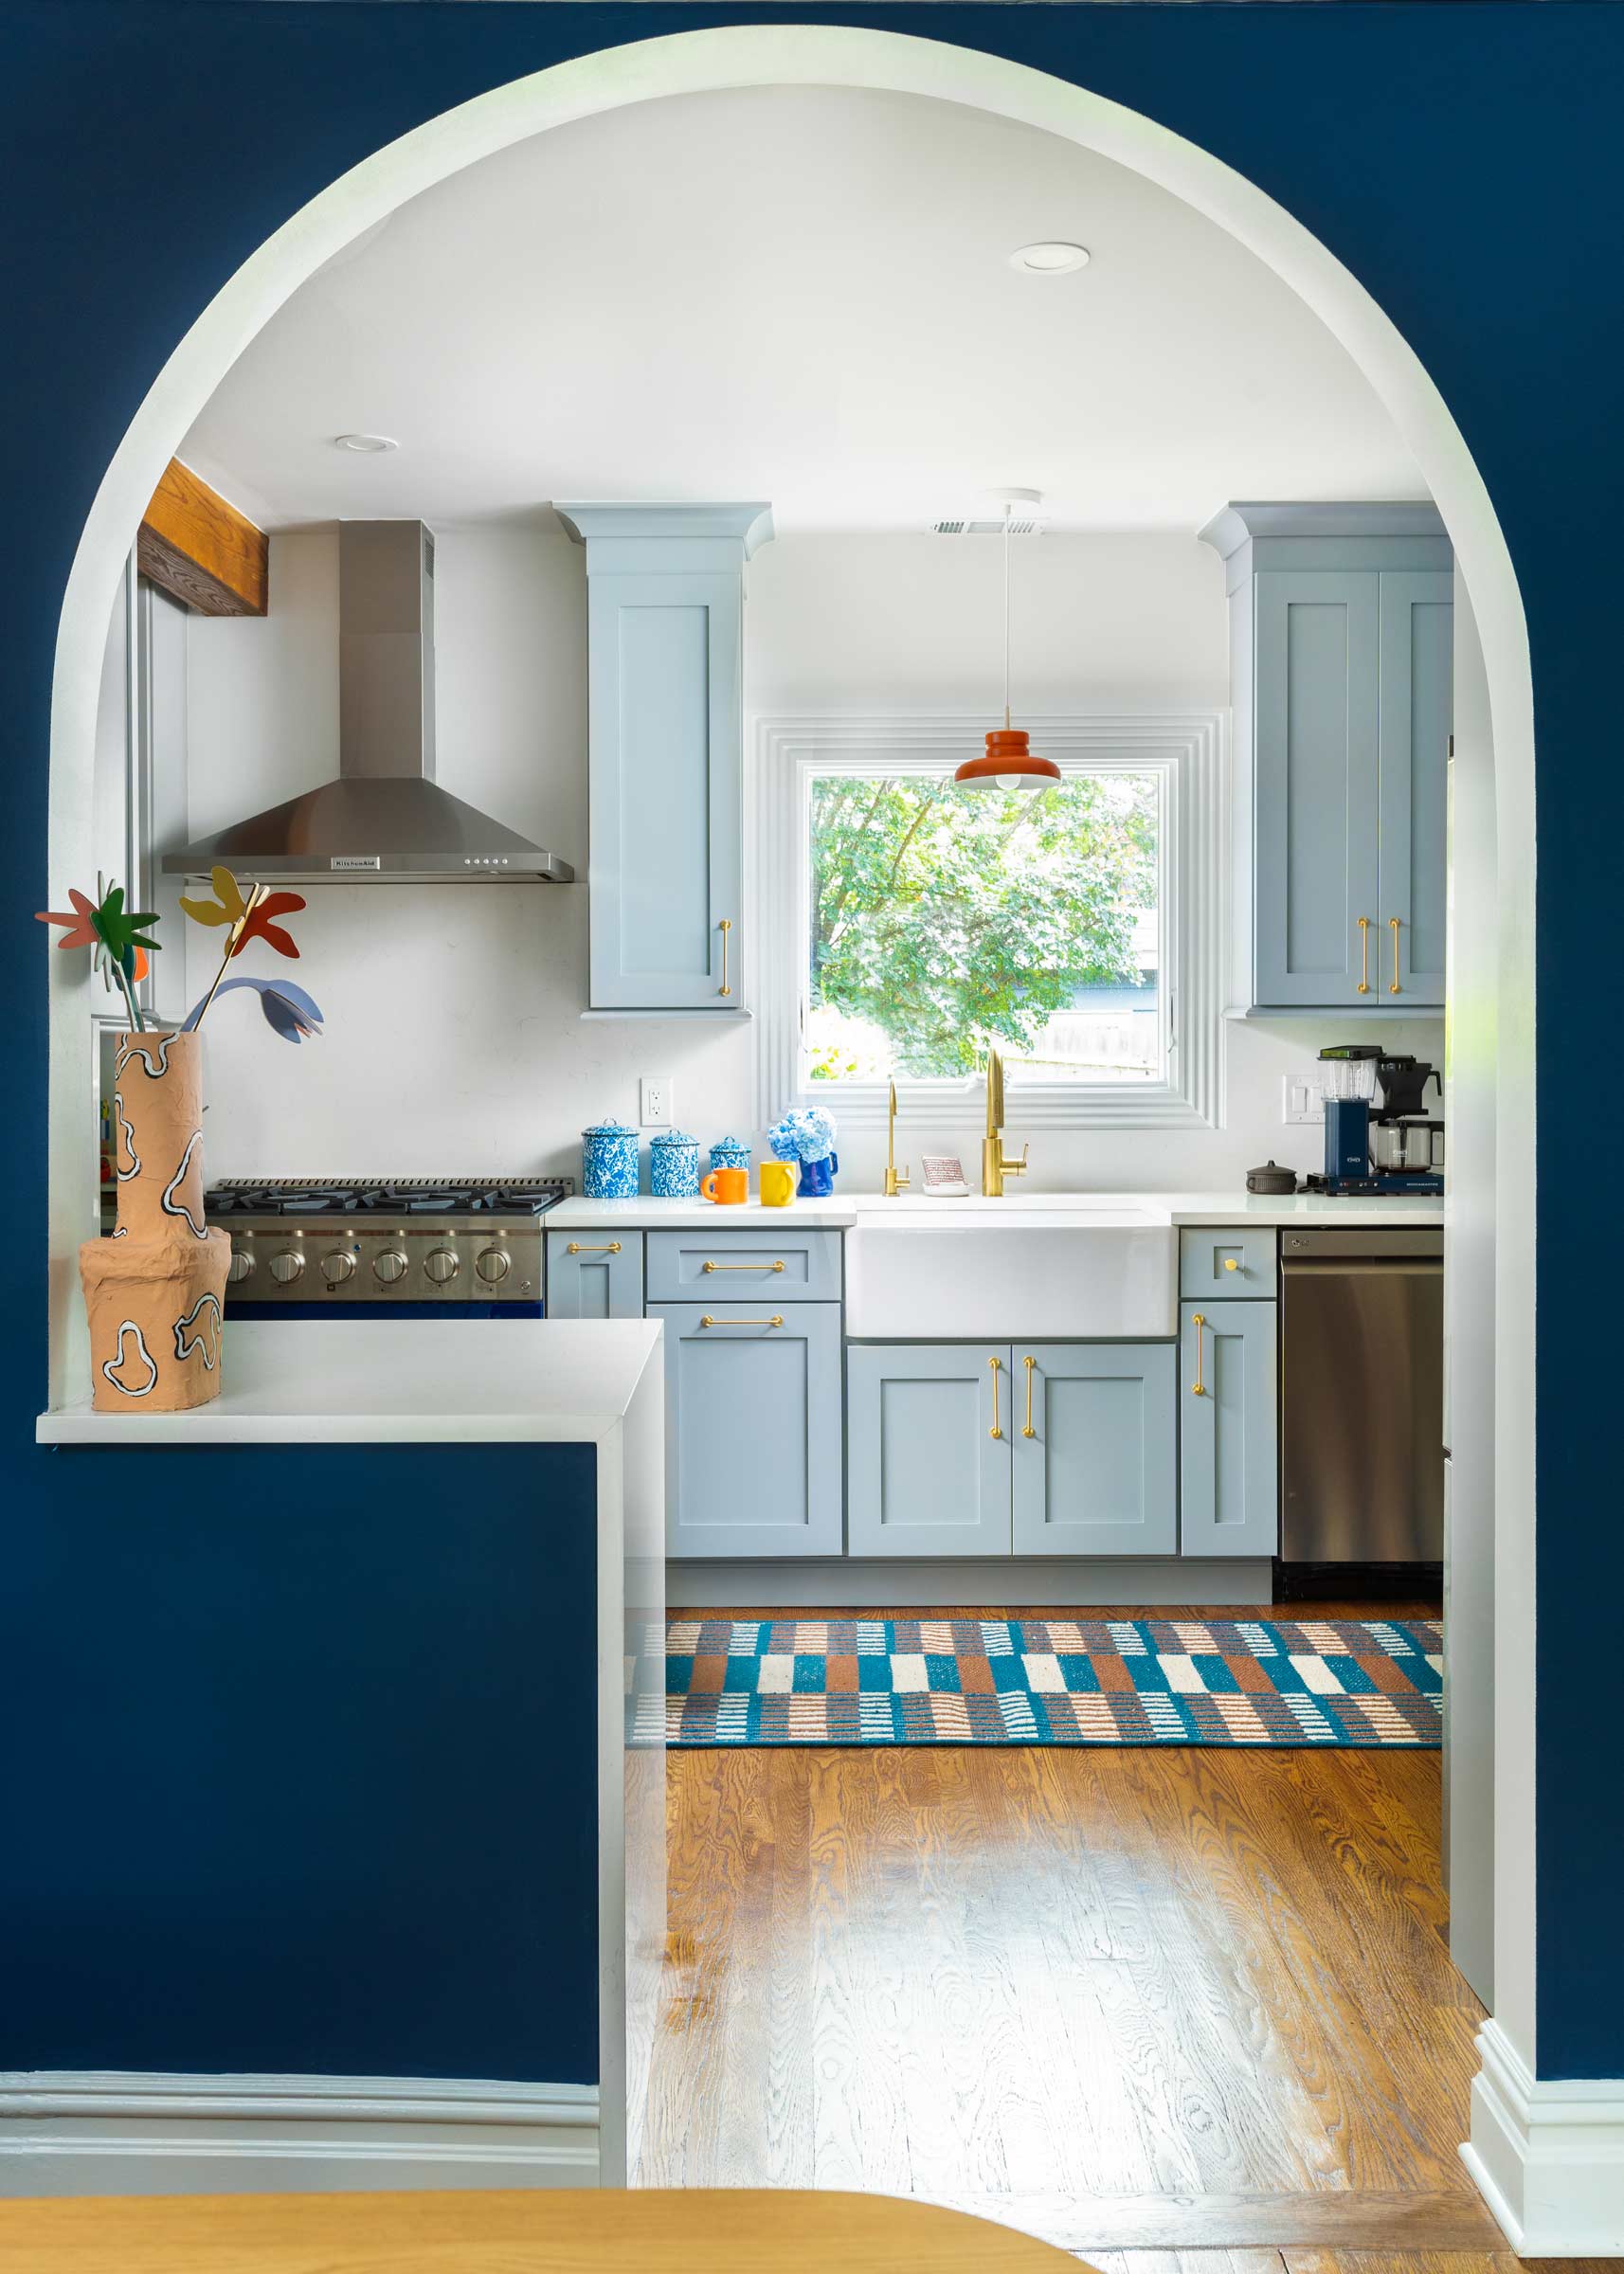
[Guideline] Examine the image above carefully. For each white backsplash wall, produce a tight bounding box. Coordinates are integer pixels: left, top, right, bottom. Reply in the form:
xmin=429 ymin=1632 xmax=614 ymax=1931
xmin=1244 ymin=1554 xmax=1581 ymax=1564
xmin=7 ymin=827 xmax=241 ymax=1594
xmin=183 ymin=523 xmax=1440 ymax=1185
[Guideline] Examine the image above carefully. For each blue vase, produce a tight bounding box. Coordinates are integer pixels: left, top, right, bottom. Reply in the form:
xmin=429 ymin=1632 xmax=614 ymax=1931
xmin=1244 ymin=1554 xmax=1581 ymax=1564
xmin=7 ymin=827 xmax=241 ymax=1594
xmin=798 ymin=1150 xmax=839 ymax=1198
xmin=582 ymin=1118 xmax=639 ymax=1200
xmin=710 ymin=1136 xmax=751 ymax=1175
xmin=650 ymin=1129 xmax=701 ymax=1199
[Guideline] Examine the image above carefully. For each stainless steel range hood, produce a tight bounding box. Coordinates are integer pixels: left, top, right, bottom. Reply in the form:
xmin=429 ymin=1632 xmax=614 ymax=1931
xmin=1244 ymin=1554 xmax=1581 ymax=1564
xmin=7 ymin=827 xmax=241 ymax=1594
xmin=165 ymin=520 xmax=573 ymax=882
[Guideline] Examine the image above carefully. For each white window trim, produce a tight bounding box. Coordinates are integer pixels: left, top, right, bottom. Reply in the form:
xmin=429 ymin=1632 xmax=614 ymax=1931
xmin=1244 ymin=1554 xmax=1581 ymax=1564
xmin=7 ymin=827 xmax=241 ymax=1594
xmin=750 ymin=711 xmax=1227 ymax=1132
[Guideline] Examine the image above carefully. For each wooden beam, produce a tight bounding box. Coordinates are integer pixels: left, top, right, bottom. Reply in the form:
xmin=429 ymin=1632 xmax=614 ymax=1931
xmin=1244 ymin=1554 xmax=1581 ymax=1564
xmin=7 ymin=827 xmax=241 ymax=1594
xmin=137 ymin=459 xmax=267 ymax=617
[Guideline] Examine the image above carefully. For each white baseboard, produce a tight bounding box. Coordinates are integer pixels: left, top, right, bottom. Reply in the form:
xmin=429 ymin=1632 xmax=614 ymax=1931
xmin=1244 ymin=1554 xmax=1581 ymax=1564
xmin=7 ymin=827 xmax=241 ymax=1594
xmin=0 ymin=2071 xmax=601 ymax=2197
xmin=1463 ymin=2019 xmax=1624 ymax=2254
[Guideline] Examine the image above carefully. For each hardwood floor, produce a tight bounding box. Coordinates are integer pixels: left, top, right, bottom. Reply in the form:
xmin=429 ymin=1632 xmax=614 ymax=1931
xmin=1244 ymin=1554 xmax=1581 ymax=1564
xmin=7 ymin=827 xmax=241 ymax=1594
xmin=635 ymin=1602 xmax=1534 ymax=2266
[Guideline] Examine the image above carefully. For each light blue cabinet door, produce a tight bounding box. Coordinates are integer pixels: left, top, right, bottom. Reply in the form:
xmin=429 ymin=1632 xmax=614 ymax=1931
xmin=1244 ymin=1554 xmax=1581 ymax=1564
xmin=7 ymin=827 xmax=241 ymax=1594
xmin=1254 ymin=570 xmax=1381 ymax=1006
xmin=1180 ymin=1301 xmax=1279 ymax=1556
xmin=1012 ymin=1343 xmax=1177 ymax=1557
xmin=653 ymin=1302 xmax=842 ymax=1559
xmin=846 ymin=1344 xmax=1011 ymax=1558
xmin=586 ymin=568 xmax=741 ymax=1010
xmin=1378 ymin=570 xmax=1453 ymax=1005
xmin=545 ymin=1231 xmax=643 ymax=1320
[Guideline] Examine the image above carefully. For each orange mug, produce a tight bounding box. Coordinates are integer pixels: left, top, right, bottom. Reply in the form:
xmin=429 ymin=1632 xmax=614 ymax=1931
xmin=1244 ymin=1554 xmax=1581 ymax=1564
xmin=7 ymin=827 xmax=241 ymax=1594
xmin=700 ymin=1166 xmax=748 ymax=1205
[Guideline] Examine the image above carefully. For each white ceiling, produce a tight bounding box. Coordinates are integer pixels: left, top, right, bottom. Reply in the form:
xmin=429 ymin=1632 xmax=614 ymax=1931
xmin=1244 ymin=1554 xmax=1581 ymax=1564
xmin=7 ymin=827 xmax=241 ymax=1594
xmin=182 ymin=84 xmax=1426 ymax=535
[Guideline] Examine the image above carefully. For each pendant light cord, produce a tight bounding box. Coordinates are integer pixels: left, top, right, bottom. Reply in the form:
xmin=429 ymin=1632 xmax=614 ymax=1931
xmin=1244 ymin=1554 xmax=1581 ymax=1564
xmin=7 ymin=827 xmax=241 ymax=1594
xmin=1002 ymin=503 xmax=1012 ymax=731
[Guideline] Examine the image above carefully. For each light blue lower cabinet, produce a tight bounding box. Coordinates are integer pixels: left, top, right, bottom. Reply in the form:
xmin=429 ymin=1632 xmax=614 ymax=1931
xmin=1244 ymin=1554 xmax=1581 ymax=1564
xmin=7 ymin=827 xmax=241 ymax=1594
xmin=1180 ymin=1300 xmax=1280 ymax=1556
xmin=1011 ymin=1343 xmax=1178 ymax=1557
xmin=652 ymin=1302 xmax=843 ymax=1559
xmin=546 ymin=1230 xmax=644 ymax=1320
xmin=846 ymin=1343 xmax=1011 ymax=1557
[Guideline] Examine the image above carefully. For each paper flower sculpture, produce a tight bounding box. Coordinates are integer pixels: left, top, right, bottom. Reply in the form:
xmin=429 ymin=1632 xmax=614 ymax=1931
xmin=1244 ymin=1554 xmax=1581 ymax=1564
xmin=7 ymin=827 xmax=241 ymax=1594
xmin=182 ymin=975 xmax=324 ymax=1045
xmin=36 ymin=877 xmax=160 ymax=1030
xmin=180 ymin=866 xmax=305 ymax=959
xmin=181 ymin=867 xmax=316 ymax=1041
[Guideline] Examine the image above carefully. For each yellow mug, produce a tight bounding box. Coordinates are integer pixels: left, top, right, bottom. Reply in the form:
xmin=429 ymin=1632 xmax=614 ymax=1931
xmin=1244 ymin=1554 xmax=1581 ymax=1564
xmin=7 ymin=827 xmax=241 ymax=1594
xmin=700 ymin=1166 xmax=748 ymax=1205
xmin=758 ymin=1161 xmax=797 ymax=1208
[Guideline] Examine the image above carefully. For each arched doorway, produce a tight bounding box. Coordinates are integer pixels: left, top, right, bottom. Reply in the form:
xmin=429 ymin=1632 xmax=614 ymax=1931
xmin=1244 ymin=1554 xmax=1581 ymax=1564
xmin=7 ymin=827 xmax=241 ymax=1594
xmin=44 ymin=18 xmax=1534 ymax=2216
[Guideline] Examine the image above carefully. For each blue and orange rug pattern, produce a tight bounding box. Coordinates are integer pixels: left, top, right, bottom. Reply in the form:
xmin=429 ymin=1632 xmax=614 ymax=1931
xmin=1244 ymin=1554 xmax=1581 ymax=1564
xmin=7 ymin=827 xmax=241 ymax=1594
xmin=659 ymin=1615 xmax=1443 ymax=1747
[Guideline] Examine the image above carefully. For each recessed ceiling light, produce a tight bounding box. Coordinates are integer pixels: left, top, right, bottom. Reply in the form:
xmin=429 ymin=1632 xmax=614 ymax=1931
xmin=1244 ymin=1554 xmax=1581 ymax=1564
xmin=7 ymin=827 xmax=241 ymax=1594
xmin=1008 ymin=242 xmax=1091 ymax=276
xmin=333 ymin=432 xmax=398 ymax=454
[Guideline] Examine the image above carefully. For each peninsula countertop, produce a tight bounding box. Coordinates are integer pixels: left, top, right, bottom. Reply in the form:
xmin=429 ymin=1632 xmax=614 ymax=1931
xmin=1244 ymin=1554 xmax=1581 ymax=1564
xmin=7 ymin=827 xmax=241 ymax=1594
xmin=547 ymin=1189 xmax=1444 ymax=1231
xmin=37 ymin=1318 xmax=664 ymax=1445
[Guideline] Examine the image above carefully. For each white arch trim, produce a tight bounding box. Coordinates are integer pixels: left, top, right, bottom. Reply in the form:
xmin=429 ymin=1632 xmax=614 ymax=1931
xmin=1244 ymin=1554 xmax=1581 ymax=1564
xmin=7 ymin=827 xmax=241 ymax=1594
xmin=45 ymin=13 xmax=1538 ymax=2205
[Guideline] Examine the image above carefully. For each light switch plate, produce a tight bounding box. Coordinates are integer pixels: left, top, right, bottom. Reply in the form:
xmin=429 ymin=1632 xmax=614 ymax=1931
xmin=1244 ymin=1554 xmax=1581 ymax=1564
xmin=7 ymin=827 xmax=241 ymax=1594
xmin=1283 ymin=1077 xmax=1324 ymax=1125
xmin=640 ymin=1074 xmax=674 ymax=1128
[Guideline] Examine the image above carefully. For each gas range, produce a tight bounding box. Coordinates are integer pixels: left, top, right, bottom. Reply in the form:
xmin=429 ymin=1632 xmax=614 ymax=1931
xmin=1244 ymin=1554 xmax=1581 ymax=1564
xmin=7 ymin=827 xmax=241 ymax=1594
xmin=206 ymin=1178 xmax=571 ymax=1309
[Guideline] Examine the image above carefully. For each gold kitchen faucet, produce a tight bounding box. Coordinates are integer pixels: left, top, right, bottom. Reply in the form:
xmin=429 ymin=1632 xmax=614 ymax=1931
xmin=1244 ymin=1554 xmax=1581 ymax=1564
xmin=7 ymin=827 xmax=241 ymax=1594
xmin=981 ymin=1047 xmax=1029 ymax=1196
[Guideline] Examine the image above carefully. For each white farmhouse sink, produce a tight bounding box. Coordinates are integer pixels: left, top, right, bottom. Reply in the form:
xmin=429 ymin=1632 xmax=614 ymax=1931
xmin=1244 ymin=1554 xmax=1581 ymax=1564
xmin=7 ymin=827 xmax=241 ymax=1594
xmin=845 ymin=1196 xmax=1178 ymax=1340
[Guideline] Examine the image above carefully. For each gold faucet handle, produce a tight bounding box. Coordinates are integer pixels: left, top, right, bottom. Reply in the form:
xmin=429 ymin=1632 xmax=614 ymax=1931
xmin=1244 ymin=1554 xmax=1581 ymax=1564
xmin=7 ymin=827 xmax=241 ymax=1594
xmin=1004 ymin=1144 xmax=1029 ymax=1177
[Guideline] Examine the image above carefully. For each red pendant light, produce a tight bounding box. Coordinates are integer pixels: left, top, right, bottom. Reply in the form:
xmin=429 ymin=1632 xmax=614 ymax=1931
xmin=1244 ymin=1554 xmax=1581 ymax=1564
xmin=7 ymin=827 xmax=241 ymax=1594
xmin=955 ymin=493 xmax=1062 ymax=791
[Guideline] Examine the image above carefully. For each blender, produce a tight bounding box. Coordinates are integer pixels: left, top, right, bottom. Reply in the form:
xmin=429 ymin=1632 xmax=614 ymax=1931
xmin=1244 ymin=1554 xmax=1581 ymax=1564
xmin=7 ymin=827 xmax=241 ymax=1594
xmin=1316 ymin=1044 xmax=1381 ymax=1184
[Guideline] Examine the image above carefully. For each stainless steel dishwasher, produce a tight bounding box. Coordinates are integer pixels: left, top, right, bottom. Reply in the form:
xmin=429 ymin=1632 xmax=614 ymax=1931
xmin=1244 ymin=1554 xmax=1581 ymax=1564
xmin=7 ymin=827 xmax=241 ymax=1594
xmin=1279 ymin=1226 xmax=1444 ymax=1562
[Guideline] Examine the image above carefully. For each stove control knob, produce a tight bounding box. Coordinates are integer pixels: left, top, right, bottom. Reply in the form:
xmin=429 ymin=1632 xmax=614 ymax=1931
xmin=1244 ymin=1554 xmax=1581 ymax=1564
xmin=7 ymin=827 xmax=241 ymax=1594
xmin=227 ymin=1247 xmax=254 ymax=1285
xmin=372 ymin=1249 xmax=408 ymax=1285
xmin=321 ymin=1250 xmax=356 ymax=1287
xmin=475 ymin=1245 xmax=512 ymax=1285
xmin=424 ymin=1246 xmax=460 ymax=1285
xmin=268 ymin=1247 xmax=305 ymax=1285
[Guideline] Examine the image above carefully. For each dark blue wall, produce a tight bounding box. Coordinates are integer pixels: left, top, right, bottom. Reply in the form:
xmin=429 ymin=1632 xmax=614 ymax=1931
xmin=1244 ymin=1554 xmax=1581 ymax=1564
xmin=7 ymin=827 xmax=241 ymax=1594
xmin=6 ymin=0 xmax=1621 ymax=2082
xmin=4 ymin=1444 xmax=600 ymax=2081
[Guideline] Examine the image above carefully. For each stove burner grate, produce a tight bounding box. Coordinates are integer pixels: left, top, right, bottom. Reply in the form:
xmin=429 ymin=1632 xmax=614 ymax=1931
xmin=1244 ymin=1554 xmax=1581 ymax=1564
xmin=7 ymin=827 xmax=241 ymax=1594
xmin=205 ymin=1177 xmax=572 ymax=1218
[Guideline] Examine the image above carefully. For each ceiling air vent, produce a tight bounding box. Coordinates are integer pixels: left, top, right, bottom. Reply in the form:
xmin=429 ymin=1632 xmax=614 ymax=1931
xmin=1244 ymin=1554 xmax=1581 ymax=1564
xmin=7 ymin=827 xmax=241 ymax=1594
xmin=930 ymin=514 xmax=1046 ymax=537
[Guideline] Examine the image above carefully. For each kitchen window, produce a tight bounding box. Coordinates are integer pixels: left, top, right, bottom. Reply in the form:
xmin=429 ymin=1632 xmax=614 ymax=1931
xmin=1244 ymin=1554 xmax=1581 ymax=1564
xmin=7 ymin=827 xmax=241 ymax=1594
xmin=752 ymin=714 xmax=1224 ymax=1130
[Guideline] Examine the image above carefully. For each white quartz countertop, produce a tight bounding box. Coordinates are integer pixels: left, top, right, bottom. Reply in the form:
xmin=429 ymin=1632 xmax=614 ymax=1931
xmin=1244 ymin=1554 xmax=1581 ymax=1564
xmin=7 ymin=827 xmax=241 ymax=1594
xmin=38 ymin=1319 xmax=663 ymax=1445
xmin=549 ymin=1189 xmax=1442 ymax=1231
xmin=550 ymin=1195 xmax=859 ymax=1230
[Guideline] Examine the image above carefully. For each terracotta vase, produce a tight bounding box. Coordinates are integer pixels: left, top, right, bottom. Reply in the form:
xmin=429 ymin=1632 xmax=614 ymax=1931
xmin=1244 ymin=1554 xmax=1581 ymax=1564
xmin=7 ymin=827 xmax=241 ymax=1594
xmin=79 ymin=1030 xmax=230 ymax=1413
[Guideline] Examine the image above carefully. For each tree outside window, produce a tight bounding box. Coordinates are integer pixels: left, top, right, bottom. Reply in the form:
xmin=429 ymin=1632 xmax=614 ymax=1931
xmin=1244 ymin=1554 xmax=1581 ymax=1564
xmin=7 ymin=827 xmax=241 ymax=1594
xmin=806 ymin=769 xmax=1162 ymax=1083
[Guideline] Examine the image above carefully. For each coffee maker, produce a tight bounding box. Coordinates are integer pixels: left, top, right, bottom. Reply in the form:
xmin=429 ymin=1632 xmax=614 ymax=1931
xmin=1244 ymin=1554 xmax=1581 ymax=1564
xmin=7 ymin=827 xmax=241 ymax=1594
xmin=1372 ymin=1054 xmax=1445 ymax=1182
xmin=1308 ymin=1045 xmax=1445 ymax=1195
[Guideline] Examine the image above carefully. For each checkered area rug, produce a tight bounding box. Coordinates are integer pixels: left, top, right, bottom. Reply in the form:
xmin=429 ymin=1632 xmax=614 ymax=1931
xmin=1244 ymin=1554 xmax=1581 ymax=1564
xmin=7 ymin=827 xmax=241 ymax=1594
xmin=660 ymin=1615 xmax=1443 ymax=1747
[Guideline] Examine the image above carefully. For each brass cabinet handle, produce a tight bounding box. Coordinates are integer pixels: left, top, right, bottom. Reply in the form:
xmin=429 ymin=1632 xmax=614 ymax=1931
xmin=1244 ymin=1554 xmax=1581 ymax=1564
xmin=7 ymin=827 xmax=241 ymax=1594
xmin=703 ymin=1258 xmax=784 ymax=1273
xmin=988 ymin=1354 xmax=1003 ymax=1439
xmin=1022 ymin=1353 xmax=1037 ymax=1437
xmin=1389 ymin=915 xmax=1402 ymax=994
xmin=1357 ymin=915 xmax=1371 ymax=994
xmin=699 ymin=1312 xmax=783 ymax=1328
xmin=718 ymin=916 xmax=732 ymax=999
xmin=566 ymin=1240 xmax=623 ymax=1255
xmin=1191 ymin=1312 xmax=1207 ymax=1397
xmin=1223 ymin=1256 xmax=1239 ymax=1272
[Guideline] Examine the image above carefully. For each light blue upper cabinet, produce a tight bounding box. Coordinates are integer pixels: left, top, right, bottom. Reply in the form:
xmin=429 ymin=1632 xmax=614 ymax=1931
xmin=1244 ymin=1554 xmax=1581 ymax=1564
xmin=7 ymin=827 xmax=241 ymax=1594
xmin=1201 ymin=504 xmax=1453 ymax=1012
xmin=556 ymin=504 xmax=774 ymax=1013
xmin=1379 ymin=570 xmax=1453 ymax=1001
xmin=1253 ymin=569 xmax=1381 ymax=1005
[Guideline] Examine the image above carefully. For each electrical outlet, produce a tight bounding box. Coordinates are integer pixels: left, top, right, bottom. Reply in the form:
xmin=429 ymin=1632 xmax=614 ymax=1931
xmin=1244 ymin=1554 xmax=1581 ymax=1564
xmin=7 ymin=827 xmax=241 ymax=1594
xmin=640 ymin=1074 xmax=674 ymax=1128
xmin=1283 ymin=1077 xmax=1324 ymax=1126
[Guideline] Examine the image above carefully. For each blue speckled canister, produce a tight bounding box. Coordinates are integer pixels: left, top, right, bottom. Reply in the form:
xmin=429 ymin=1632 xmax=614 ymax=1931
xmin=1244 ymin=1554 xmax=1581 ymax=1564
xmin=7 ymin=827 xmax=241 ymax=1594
xmin=582 ymin=1118 xmax=640 ymax=1200
xmin=649 ymin=1128 xmax=701 ymax=1199
xmin=710 ymin=1135 xmax=751 ymax=1175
